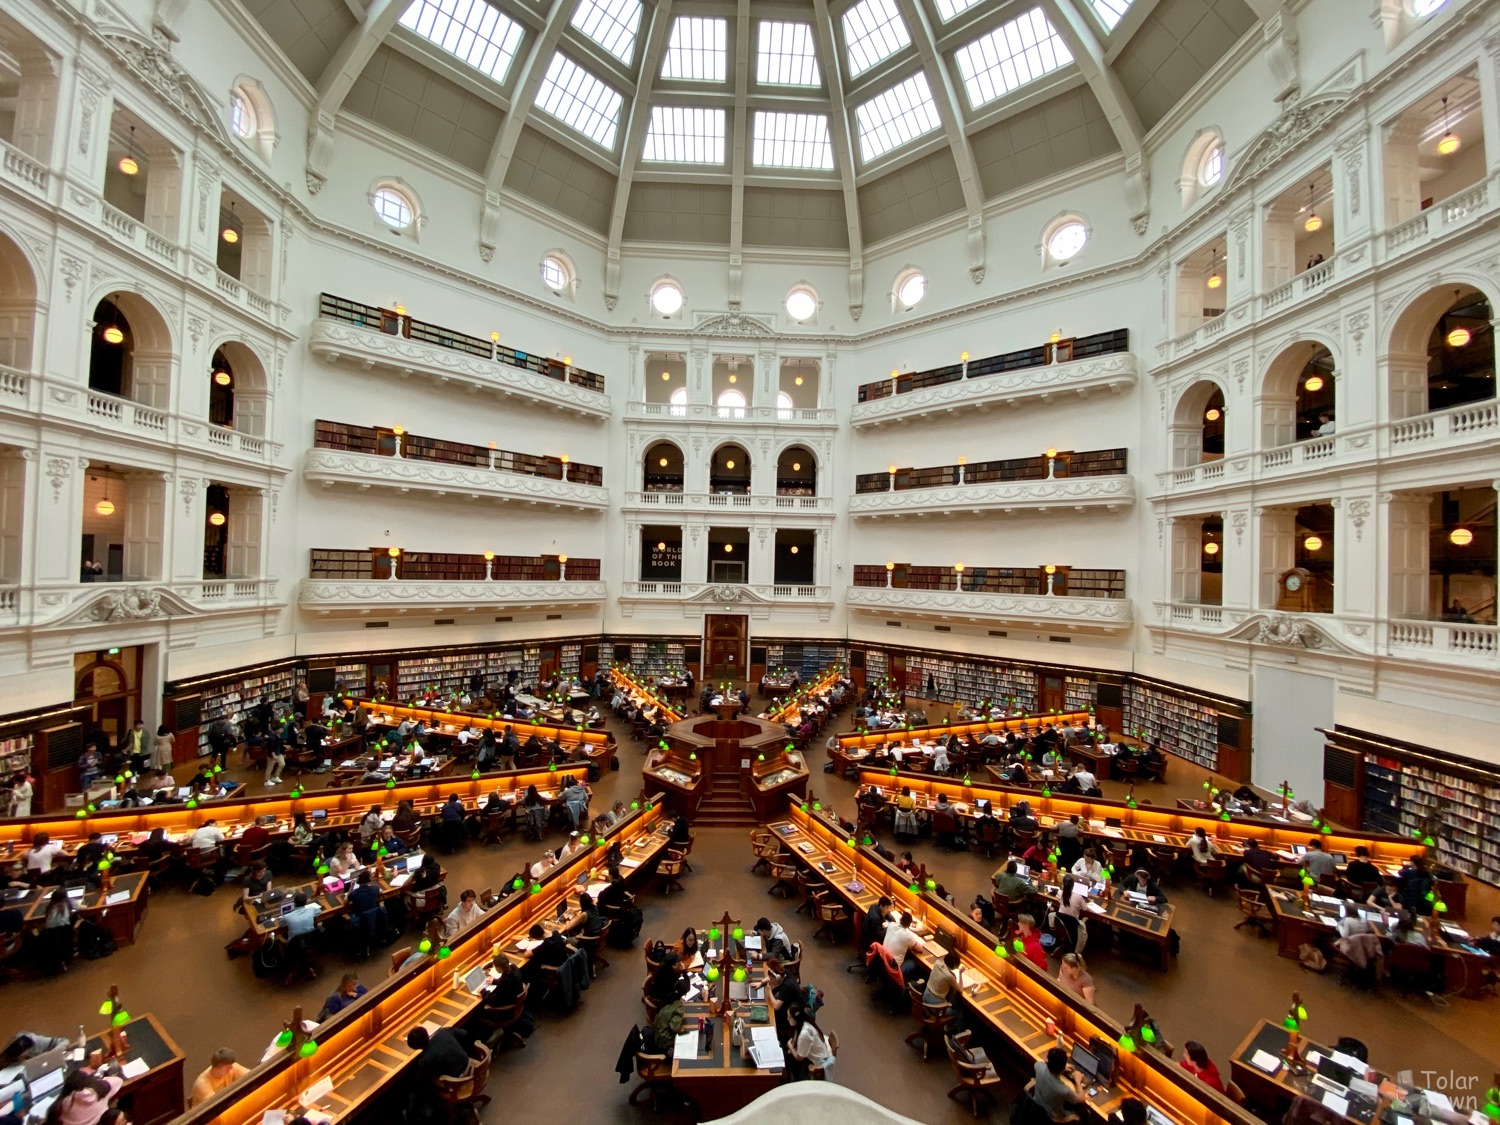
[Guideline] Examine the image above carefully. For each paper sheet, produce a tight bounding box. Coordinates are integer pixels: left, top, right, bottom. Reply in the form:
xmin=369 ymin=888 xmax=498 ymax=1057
xmin=1321 ymin=1093 xmax=1349 ymax=1116
xmin=673 ymin=1031 xmax=699 ymax=1059
xmin=119 ymin=1058 xmax=150 ymax=1079
xmin=105 ymin=890 xmax=131 ymax=905
xmin=299 ymin=1076 xmax=334 ymax=1107
xmin=1250 ymin=1050 xmax=1282 ymax=1074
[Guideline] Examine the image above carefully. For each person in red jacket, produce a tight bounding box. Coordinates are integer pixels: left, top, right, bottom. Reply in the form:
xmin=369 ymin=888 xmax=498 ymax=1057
xmin=1016 ymin=913 xmax=1049 ymax=970
xmin=1179 ymin=1041 xmax=1225 ymax=1092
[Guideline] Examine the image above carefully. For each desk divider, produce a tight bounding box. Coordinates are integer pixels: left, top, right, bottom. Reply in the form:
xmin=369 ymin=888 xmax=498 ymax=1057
xmin=0 ymin=765 xmax=589 ymax=847
xmin=181 ymin=800 xmax=669 ymax=1125
xmin=855 ymin=769 xmax=1427 ymax=859
xmin=836 ymin=712 xmax=1093 ymax=752
xmin=782 ymin=799 xmax=1261 ymax=1125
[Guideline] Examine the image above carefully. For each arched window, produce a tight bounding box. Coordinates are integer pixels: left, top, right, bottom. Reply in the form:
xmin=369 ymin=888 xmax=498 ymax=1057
xmin=651 ymin=278 xmax=685 ymax=318
xmin=370 ymin=179 xmax=422 ymax=241
xmin=229 ymin=78 xmax=277 ymax=162
xmin=716 ymin=388 xmax=746 ymax=419
xmin=669 ymin=386 xmax=688 ymax=417
xmin=776 ymin=391 xmax=794 ymax=420
xmin=1180 ymin=128 xmax=1225 ymax=209
xmin=540 ymin=251 xmax=578 ymax=298
xmin=892 ymin=267 xmax=926 ymax=311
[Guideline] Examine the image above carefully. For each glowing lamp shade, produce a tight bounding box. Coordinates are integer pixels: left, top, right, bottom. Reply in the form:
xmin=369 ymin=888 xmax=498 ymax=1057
xmin=1045 ymin=448 xmax=1057 ymax=459
xmin=221 ymin=226 xmax=239 ymax=244
xmin=557 ymin=555 xmax=567 ymax=564
xmin=1304 ymin=374 xmax=1324 ymax=392
xmin=723 ymin=544 xmax=733 ymax=553
xmin=95 ymin=498 xmax=115 ymax=517
xmin=953 ymin=563 xmax=964 ymax=573
xmin=1044 ymin=564 xmax=1057 ymax=575
xmin=1450 ymin=527 xmax=1474 ymax=546
xmin=1050 ymin=330 xmax=1062 ymax=343
xmin=794 ymin=375 xmax=803 ymax=385
xmin=563 ymin=357 xmax=571 ymax=366
xmin=656 ymin=541 xmax=666 ymax=551
xmin=483 ymin=551 xmax=494 ymax=561
xmin=1438 ymin=131 xmax=1461 ymax=156
xmin=790 ymin=545 xmax=799 ymax=554
xmin=213 ymin=369 xmax=232 ymax=386
xmin=118 ymin=153 xmax=139 ymax=176
xmin=1447 ymin=326 xmax=1472 ymax=348
xmin=724 ymin=459 xmax=734 ymax=469
xmin=1203 ymin=542 xmax=1220 ymax=556
xmin=388 ymin=546 xmax=400 ymax=557
xmin=560 ymin=454 xmax=569 ymax=464
xmin=791 ymin=462 xmax=801 ymax=471
xmin=659 ymin=457 xmax=669 ymax=467
xmin=885 ymin=562 xmax=894 ymax=571
xmin=208 ymin=512 xmax=226 ymax=527
xmin=661 ymin=371 xmax=671 ymax=380
xmin=1304 ymin=211 xmax=1322 ymax=233
xmin=727 ymin=373 xmax=737 ymax=383
xmin=101 ymin=325 xmax=125 ymax=346
xmin=1207 ymin=272 xmax=1223 ymax=290
xmin=888 ymin=464 xmax=897 ymax=474
xmin=491 ymin=331 xmax=500 ymax=342
xmin=1303 ymin=535 xmax=1323 ymax=552
xmin=1205 ymin=407 xmax=1222 ymax=422
xmin=393 ymin=304 xmax=406 ymax=316
xmin=960 ymin=351 xmax=970 ymax=362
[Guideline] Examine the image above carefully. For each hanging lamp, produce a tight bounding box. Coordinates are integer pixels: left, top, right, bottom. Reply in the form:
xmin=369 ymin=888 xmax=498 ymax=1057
xmin=118 ymin=126 xmax=139 ymax=176
xmin=1436 ymin=96 xmax=1460 ymax=156
xmin=1303 ymin=182 xmax=1322 ymax=232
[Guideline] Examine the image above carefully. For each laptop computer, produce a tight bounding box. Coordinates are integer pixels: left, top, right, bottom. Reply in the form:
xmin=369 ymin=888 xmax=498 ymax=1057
xmin=1070 ymin=1044 xmax=1100 ymax=1083
xmin=1086 ymin=1036 xmax=1116 ymax=1084
xmin=1146 ymin=1109 xmax=1175 ymax=1125
xmin=22 ymin=1048 xmax=67 ymax=1086
xmin=463 ymin=966 xmax=489 ymax=994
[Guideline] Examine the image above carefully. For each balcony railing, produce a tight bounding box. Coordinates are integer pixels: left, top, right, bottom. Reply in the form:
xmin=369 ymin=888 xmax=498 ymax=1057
xmin=855 ymin=448 xmax=1126 ymax=494
xmin=1382 ymin=174 xmax=1497 ymax=259
xmin=851 ymin=564 xmax=1123 ymax=599
xmin=0 ymin=579 xmax=281 ymax=629
xmin=623 ymin=491 xmax=832 ymax=513
xmin=318 ymin=293 xmax=606 ymax=393
xmin=624 ymin=401 xmax=837 ymax=425
xmin=0 ymin=138 xmax=48 ymax=195
xmin=846 ymin=584 xmax=1132 ymax=631
xmin=618 ymin=581 xmax=833 ymax=613
xmin=313 ymin=420 xmax=603 ymax=485
xmin=1156 ymin=399 xmax=1499 ymax=496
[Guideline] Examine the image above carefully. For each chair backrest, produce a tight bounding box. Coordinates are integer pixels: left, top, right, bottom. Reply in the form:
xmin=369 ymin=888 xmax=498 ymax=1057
xmin=933 ymin=811 xmax=958 ymax=833
xmin=826 ymin=1031 xmax=838 ymax=1057
xmin=466 ymin=1041 xmax=492 ymax=1095
xmin=390 ymin=946 xmax=413 ymax=974
xmin=1386 ymin=942 xmax=1431 ymax=972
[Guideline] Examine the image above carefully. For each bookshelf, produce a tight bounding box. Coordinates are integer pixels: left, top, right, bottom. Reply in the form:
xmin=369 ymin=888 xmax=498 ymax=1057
xmin=334 ymin=664 xmax=368 ymax=695
xmin=1064 ymin=676 xmax=1095 ymax=711
xmin=1123 ymin=684 xmax=1219 ymax=770
xmin=905 ymin=654 xmax=1038 ymax=711
xmin=1063 ymin=569 xmax=1126 ymax=599
xmin=865 ymin=650 xmax=889 ymax=684
xmin=764 ymin=643 xmax=847 ymax=681
xmin=1362 ymin=761 xmax=1402 ymax=835
xmin=191 ymin=664 xmax=299 ymax=755
xmin=1 ymin=734 xmax=33 ymax=778
xmin=560 ymin=643 xmax=583 ymax=679
xmin=395 ymin=652 xmax=485 ymax=699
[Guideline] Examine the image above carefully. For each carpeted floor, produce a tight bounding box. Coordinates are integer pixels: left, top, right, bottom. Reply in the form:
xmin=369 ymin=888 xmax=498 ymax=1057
xmin=4 ymin=694 xmax=1496 ymax=1123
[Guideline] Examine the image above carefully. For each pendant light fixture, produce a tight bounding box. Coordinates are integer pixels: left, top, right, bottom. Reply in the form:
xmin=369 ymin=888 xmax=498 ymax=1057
xmin=95 ymin=467 xmax=116 ymax=518
xmin=213 ymin=369 xmax=232 ymax=387
xmin=1303 ymin=535 xmax=1323 ymax=552
xmin=1450 ymin=527 xmax=1473 ymax=546
xmin=1304 ymin=374 xmax=1324 ymax=392
xmin=1206 ymin=248 xmax=1223 ymax=290
xmin=1436 ymin=96 xmax=1460 ymax=156
xmin=100 ymin=300 xmax=125 ymax=346
xmin=1445 ymin=288 xmax=1472 ymax=348
xmin=221 ymin=202 xmax=239 ymax=244
xmin=1303 ymin=182 xmax=1322 ymax=232
xmin=118 ymin=126 xmax=139 ymax=176
xmin=208 ymin=511 xmax=226 ymax=527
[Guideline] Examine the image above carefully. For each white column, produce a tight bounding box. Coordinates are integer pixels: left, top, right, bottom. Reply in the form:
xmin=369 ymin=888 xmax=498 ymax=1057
xmin=757 ymin=347 xmax=776 ymax=412
xmin=1221 ymin=507 xmax=1253 ymax=608
xmin=1333 ymin=128 xmax=1373 ymax=247
xmin=35 ymin=452 xmax=84 ymax=584
xmin=1380 ymin=351 xmax=1427 ymax=423
xmin=1479 ymin=34 xmax=1500 ymax=177
xmin=1332 ymin=496 xmax=1372 ymax=617
xmin=63 ymin=61 xmax=113 ymax=190
xmin=1254 ymin=507 xmax=1296 ymax=609
xmin=0 ymin=451 xmax=29 ymax=583
xmin=11 ymin=47 xmax=61 ymax=162
xmin=1261 ymin=199 xmax=1297 ymax=290
xmin=1228 ymin=207 xmax=1254 ymax=299
xmin=143 ymin=149 xmax=183 ymax=243
xmin=749 ymin=525 xmax=773 ymax=587
xmin=1384 ymin=492 xmax=1430 ymax=619
xmin=226 ymin=488 xmax=265 ymax=579
xmin=683 ymin=524 xmax=707 ymax=585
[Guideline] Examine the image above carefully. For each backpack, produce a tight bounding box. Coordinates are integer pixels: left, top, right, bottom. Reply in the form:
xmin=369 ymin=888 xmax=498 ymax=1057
xmin=608 ymin=904 xmax=643 ymax=949
xmin=1298 ymin=943 xmax=1327 ymax=972
xmin=76 ymin=918 xmax=116 ymax=960
xmin=802 ymin=983 xmax=824 ymax=1015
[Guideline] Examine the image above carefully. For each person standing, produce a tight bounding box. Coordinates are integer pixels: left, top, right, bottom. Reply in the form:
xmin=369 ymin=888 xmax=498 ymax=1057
xmin=6 ymin=771 xmax=32 ymax=818
xmin=152 ymin=725 xmax=175 ymax=774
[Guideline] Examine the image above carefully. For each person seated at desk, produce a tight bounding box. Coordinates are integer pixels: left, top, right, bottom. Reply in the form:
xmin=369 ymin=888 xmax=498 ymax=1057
xmin=445 ymin=889 xmax=485 ymax=939
xmin=1391 ymin=910 xmax=1429 ymax=946
xmin=391 ymin=799 xmax=420 ymax=834
xmin=895 ymin=852 xmax=921 ymax=880
xmin=24 ymin=834 xmax=67 ymax=882
xmin=243 ymin=861 xmax=272 ymax=897
xmin=923 ymin=948 xmax=964 ymax=1010
xmin=404 ymin=1025 xmax=474 ymax=1107
xmin=44 ymin=1068 xmax=123 ymax=1125
xmin=1010 ymin=800 xmax=1039 ymax=834
xmin=1237 ymin=839 xmax=1277 ymax=886
xmin=787 ymin=1004 xmax=835 ymax=1077
xmin=1056 ymin=874 xmax=1089 ymax=920
xmin=1124 ymin=868 xmax=1166 ymax=905
xmin=357 ymin=805 xmax=384 ymax=846
xmin=1028 ymin=1046 xmax=1086 ymax=1124
xmin=1300 ymin=838 xmax=1337 ymax=887
xmin=1015 ymin=914 xmax=1048 ymax=970
xmin=1000 ymin=759 xmax=1031 ymax=786
xmin=1178 ymin=1041 xmax=1225 ymax=1092
xmin=75 ymin=834 xmax=109 ymax=875
xmin=1 ymin=1031 xmax=71 ymax=1066
xmin=375 ymin=825 xmax=408 ymax=858
xmin=598 ymin=871 xmax=632 ymax=914
xmin=284 ymin=891 xmax=322 ymax=938
xmin=1071 ymin=765 xmax=1098 ymax=793
xmin=648 ymin=975 xmax=690 ymax=1053
xmin=1057 ymin=952 xmax=1095 ymax=1004
xmin=1187 ymin=827 xmax=1219 ymax=867
xmin=191 ymin=819 xmax=227 ymax=858
xmin=992 ymin=859 xmax=1033 ymax=901
xmin=328 ymin=842 xmax=361 ymax=881
xmin=474 ymin=954 xmax=533 ymax=1040
xmin=569 ymin=892 xmax=606 ymax=939
xmin=320 ymin=972 xmax=367 ymax=1019
xmin=189 ymin=1047 xmax=248 ymax=1107
xmin=286 ymin=814 xmax=314 ymax=850
xmin=1342 ymin=846 xmax=1380 ymax=889
xmin=1110 ymin=1098 xmax=1148 ymax=1125
xmin=347 ymin=870 xmax=385 ymax=941
xmin=1473 ymin=916 xmax=1500 ymax=956
xmin=754 ymin=916 xmax=794 ymax=962
xmin=1336 ymin=898 xmax=1372 ymax=939
xmin=882 ymin=910 xmax=928 ymax=982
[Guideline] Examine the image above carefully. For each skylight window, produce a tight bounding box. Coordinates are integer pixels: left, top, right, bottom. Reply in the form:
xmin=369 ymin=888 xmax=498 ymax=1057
xmin=399 ymin=0 xmax=525 ymax=85
xmin=752 ymin=112 xmax=834 ymax=170
xmin=662 ymin=17 xmax=727 ymax=82
xmin=932 ymin=0 xmax=983 ymax=20
xmin=535 ymin=54 xmax=624 ymax=148
xmin=842 ymin=0 xmax=910 ymax=78
xmin=953 ymin=8 xmax=1072 ymax=110
xmin=854 ymin=73 xmax=940 ymax=161
xmin=757 ymin=22 xmax=820 ymax=86
xmin=570 ymin=0 xmax=642 ymax=64
xmin=1088 ymin=0 xmax=1133 ymax=30
xmin=643 ymin=106 xmax=726 ymax=164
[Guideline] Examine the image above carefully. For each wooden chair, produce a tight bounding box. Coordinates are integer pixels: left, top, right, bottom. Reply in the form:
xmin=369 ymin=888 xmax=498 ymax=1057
xmin=185 ymin=845 xmax=222 ymax=895
xmin=436 ymin=1040 xmax=492 ymax=1124
xmin=1233 ymin=888 xmax=1273 ymax=936
xmin=904 ymin=983 xmax=953 ymax=1061
xmin=1195 ymin=857 xmax=1229 ymax=897
xmin=675 ymin=832 xmax=696 ymax=873
xmin=972 ymin=819 xmax=1003 ymax=858
xmin=394 ymin=825 xmax=422 ymax=850
xmin=404 ymin=885 xmax=445 ymax=931
xmin=767 ymin=858 xmax=799 ymax=899
xmin=478 ymin=982 xmax=530 ymax=1051
xmin=143 ymin=852 xmax=174 ymax=890
xmin=810 ymin=892 xmax=848 ymax=944
xmin=628 ymin=1051 xmax=673 ymax=1109
xmin=656 ymin=850 xmax=687 ymax=896
xmin=1225 ymin=1080 xmax=1247 ymax=1106
xmin=232 ymin=841 xmax=273 ymax=870
xmin=945 ymin=1030 xmax=1002 ymax=1118
xmin=390 ymin=946 xmax=415 ymax=976
xmin=750 ymin=830 xmax=779 ymax=874
xmin=809 ymin=1031 xmax=839 ymax=1081
xmin=576 ymin=922 xmax=612 ymax=978
xmin=0 ymin=928 xmax=24 ymax=983
xmin=1385 ymin=942 xmax=1435 ymax=994
xmin=1140 ymin=754 xmax=1167 ymax=783
xmin=793 ymin=869 xmax=821 ymax=915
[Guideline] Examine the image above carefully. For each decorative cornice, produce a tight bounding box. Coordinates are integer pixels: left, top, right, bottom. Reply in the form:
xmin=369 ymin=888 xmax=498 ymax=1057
xmin=850 ymin=353 xmax=1137 ymax=428
xmin=845 ymin=586 xmax=1133 ymax=630
xmin=848 ymin=475 xmax=1136 ymax=517
xmin=305 ymin=320 xmax=611 ymax=421
xmin=302 ymin=449 xmax=609 ymax=511
xmin=4 ymin=580 xmax=283 ymax=631
xmin=297 ymin=580 xmax=608 ymax=613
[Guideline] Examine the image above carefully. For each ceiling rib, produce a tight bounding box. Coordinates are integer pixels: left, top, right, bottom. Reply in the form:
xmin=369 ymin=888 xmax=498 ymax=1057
xmin=479 ymin=0 xmax=578 ymax=262
xmin=891 ymin=0 xmax=987 ymax=284
xmin=727 ymin=0 xmax=751 ymax=308
xmin=810 ymin=0 xmax=866 ymax=320
xmin=305 ymin=0 xmax=408 ymax=194
xmin=1044 ymin=0 xmax=1149 ymax=234
xmin=604 ymin=0 xmax=675 ymax=309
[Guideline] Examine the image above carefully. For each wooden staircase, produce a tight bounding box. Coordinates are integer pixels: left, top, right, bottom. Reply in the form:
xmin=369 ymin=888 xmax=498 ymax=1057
xmin=696 ymin=771 xmax=760 ymax=827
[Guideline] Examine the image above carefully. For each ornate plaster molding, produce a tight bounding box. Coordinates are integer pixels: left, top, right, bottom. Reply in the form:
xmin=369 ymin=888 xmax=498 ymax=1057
xmin=845 ymin=586 xmax=1133 ymax=630
xmin=307 ymin=320 xmax=611 ymax=421
xmin=850 ymin=353 xmax=1137 ymax=429
xmin=297 ymin=580 xmax=608 ymax=613
xmin=302 ymin=450 xmax=608 ymax=511
xmin=848 ymin=476 xmax=1135 ymax=518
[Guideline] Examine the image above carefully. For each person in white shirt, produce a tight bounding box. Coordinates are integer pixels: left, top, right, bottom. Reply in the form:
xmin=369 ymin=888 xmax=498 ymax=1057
xmin=1187 ymin=827 xmax=1218 ymax=867
xmin=787 ymin=1007 xmax=835 ymax=1076
xmin=931 ymin=743 xmax=950 ymax=774
xmin=882 ymin=911 xmax=927 ymax=981
xmin=1072 ymin=766 xmax=1097 ymax=792
xmin=1315 ymin=413 xmax=1336 ymax=437
xmin=529 ymin=851 xmax=554 ymax=881
xmin=1057 ymin=874 xmax=1090 ymax=919
xmin=444 ymin=889 xmax=485 ymax=939
xmin=191 ymin=820 xmax=226 ymax=850
xmin=6 ymin=773 xmax=32 ymax=818
xmin=25 ymin=834 xmax=66 ymax=875
xmin=1071 ymin=848 xmax=1106 ymax=887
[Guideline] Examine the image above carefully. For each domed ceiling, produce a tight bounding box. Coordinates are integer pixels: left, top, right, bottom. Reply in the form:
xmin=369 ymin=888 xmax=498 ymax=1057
xmin=240 ymin=0 xmax=1256 ymax=268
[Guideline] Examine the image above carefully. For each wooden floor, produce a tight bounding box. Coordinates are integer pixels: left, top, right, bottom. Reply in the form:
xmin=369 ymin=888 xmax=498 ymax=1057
xmin=4 ymin=696 xmax=1497 ymax=1123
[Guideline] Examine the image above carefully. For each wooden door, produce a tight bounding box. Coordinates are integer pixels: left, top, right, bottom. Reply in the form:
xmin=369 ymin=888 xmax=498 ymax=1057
xmin=1039 ymin=674 xmax=1064 ymax=713
xmin=704 ymin=614 xmax=747 ymax=680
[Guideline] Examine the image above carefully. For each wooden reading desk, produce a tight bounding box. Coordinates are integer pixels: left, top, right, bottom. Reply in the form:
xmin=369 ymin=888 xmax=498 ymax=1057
xmin=610 ymin=668 xmax=685 ymax=723
xmin=9 ymin=870 xmax=152 ymax=946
